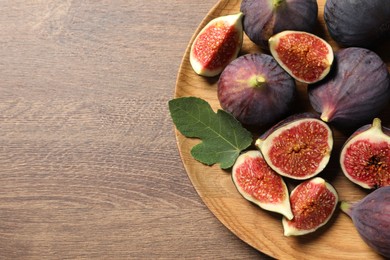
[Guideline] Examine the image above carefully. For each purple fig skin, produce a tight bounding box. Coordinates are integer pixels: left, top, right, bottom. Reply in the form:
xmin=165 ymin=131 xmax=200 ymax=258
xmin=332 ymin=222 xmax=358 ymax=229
xmin=217 ymin=53 xmax=296 ymax=127
xmin=240 ymin=0 xmax=318 ymax=49
xmin=325 ymin=0 xmax=390 ymax=47
xmin=341 ymin=186 xmax=390 ymax=258
xmin=308 ymin=47 xmax=390 ymax=128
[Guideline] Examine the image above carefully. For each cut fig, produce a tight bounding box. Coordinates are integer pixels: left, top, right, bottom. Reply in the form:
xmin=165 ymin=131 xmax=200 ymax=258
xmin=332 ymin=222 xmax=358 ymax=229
xmin=269 ymin=30 xmax=334 ymax=84
xmin=309 ymin=47 xmax=390 ymax=128
xmin=283 ymin=177 xmax=338 ymax=236
xmin=340 ymin=186 xmax=390 ymax=258
xmin=340 ymin=118 xmax=390 ymax=189
xmin=217 ymin=53 xmax=296 ymax=127
xmin=189 ymin=12 xmax=243 ymax=77
xmin=240 ymin=0 xmax=318 ymax=49
xmin=232 ymin=150 xmax=293 ymax=220
xmin=255 ymin=113 xmax=333 ymax=180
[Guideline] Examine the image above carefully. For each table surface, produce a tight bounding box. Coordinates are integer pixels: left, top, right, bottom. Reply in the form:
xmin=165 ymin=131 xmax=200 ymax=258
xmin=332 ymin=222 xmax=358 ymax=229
xmin=0 ymin=1 xmax=269 ymax=258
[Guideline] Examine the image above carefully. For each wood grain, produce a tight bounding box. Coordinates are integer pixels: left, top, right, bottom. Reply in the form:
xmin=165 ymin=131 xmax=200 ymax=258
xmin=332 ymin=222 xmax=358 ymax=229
xmin=175 ymin=0 xmax=390 ymax=259
xmin=0 ymin=0 xmax=267 ymax=259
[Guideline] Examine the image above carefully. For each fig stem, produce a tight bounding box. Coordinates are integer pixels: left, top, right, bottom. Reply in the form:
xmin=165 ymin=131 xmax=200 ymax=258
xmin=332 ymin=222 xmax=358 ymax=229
xmin=256 ymin=76 xmax=266 ymax=84
xmin=320 ymin=107 xmax=334 ymax=123
xmin=340 ymin=201 xmax=352 ymax=218
xmin=249 ymin=75 xmax=266 ymax=88
xmin=372 ymin=118 xmax=382 ymax=129
xmin=273 ymin=0 xmax=285 ymax=8
xmin=320 ymin=116 xmax=328 ymax=122
xmin=255 ymin=139 xmax=262 ymax=148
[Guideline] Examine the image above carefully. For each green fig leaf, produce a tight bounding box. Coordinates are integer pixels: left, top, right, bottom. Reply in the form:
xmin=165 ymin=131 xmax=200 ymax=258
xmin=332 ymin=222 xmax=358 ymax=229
xmin=168 ymin=97 xmax=252 ymax=169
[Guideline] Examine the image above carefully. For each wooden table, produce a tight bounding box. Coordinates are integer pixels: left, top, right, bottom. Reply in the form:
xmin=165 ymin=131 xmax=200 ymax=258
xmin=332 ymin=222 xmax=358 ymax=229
xmin=0 ymin=1 xmax=268 ymax=258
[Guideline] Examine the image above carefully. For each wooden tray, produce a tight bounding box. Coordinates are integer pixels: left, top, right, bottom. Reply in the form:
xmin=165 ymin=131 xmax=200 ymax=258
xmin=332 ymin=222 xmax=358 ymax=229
xmin=173 ymin=0 xmax=390 ymax=259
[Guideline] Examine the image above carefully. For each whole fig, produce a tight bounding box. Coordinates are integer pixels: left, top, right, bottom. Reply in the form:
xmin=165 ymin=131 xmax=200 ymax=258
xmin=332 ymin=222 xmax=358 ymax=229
xmin=325 ymin=0 xmax=390 ymax=47
xmin=218 ymin=53 xmax=296 ymax=127
xmin=309 ymin=47 xmax=390 ymax=128
xmin=341 ymin=186 xmax=390 ymax=258
xmin=240 ymin=0 xmax=318 ymax=49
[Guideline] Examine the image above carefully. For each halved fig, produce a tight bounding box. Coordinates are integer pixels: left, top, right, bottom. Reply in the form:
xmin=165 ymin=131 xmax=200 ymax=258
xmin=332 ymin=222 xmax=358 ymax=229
xmin=189 ymin=12 xmax=244 ymax=77
xmin=309 ymin=47 xmax=390 ymax=128
xmin=282 ymin=177 xmax=338 ymax=236
xmin=255 ymin=113 xmax=333 ymax=180
xmin=269 ymin=30 xmax=334 ymax=84
xmin=340 ymin=118 xmax=390 ymax=189
xmin=218 ymin=53 xmax=296 ymax=127
xmin=232 ymin=150 xmax=293 ymax=220
xmin=240 ymin=0 xmax=318 ymax=49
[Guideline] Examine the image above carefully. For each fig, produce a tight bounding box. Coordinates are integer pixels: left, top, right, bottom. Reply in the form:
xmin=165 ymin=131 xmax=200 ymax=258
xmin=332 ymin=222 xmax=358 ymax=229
xmin=232 ymin=150 xmax=293 ymax=220
xmin=217 ymin=53 xmax=296 ymax=127
xmin=340 ymin=186 xmax=390 ymax=258
xmin=309 ymin=47 xmax=390 ymax=128
xmin=240 ymin=0 xmax=318 ymax=49
xmin=189 ymin=12 xmax=243 ymax=77
xmin=324 ymin=0 xmax=390 ymax=47
xmin=269 ymin=30 xmax=334 ymax=84
xmin=340 ymin=118 xmax=390 ymax=189
xmin=255 ymin=113 xmax=333 ymax=180
xmin=283 ymin=177 xmax=338 ymax=236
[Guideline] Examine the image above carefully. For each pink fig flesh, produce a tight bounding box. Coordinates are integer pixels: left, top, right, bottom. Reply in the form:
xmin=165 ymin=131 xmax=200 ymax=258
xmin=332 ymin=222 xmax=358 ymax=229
xmin=256 ymin=113 xmax=333 ymax=180
xmin=283 ymin=177 xmax=338 ymax=236
xmin=190 ymin=12 xmax=243 ymax=77
xmin=232 ymin=150 xmax=293 ymax=220
xmin=269 ymin=30 xmax=334 ymax=84
xmin=340 ymin=118 xmax=390 ymax=189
